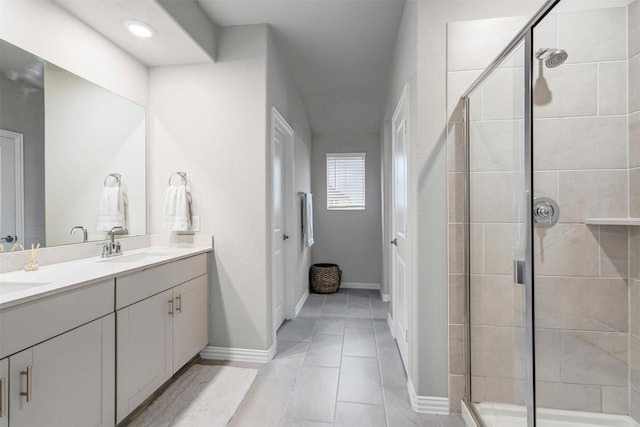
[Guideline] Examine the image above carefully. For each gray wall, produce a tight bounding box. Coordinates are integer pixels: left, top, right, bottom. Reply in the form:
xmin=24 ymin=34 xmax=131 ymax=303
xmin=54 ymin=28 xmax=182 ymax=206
xmin=150 ymin=25 xmax=271 ymax=352
xmin=0 ymin=73 xmax=45 ymax=248
xmin=266 ymin=27 xmax=313 ymax=311
xmin=150 ymin=24 xmax=313 ymax=355
xmin=311 ymin=133 xmax=382 ymax=285
xmin=383 ymin=0 xmax=545 ymax=406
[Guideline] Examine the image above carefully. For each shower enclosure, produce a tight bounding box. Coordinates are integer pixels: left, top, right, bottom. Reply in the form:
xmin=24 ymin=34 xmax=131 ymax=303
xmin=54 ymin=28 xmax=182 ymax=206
xmin=462 ymin=0 xmax=639 ymax=426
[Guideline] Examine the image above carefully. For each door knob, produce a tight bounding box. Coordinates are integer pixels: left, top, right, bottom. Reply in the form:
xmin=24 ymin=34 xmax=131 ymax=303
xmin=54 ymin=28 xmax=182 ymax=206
xmin=390 ymin=239 xmax=397 ymax=246
xmin=283 ymin=234 xmax=289 ymax=240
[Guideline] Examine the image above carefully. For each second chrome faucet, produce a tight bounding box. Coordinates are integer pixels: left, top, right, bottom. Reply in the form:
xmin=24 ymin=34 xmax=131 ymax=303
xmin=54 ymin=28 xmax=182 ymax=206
xmin=102 ymin=226 xmax=128 ymax=258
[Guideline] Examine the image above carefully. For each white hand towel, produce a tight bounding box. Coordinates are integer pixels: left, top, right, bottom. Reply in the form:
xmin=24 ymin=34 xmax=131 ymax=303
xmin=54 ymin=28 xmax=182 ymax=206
xmin=163 ymin=185 xmax=191 ymax=232
xmin=303 ymin=193 xmax=314 ymax=247
xmin=97 ymin=187 xmax=124 ymax=231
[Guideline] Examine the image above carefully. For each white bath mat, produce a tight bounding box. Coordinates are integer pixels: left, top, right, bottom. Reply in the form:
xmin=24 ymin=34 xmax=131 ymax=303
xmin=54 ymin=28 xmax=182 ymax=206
xmin=128 ymin=364 xmax=258 ymax=427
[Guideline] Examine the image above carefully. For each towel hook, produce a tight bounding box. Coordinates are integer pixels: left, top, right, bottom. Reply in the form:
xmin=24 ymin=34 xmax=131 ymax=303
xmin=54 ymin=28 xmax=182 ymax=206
xmin=104 ymin=173 xmax=121 ymax=187
xmin=169 ymin=171 xmax=187 ymax=186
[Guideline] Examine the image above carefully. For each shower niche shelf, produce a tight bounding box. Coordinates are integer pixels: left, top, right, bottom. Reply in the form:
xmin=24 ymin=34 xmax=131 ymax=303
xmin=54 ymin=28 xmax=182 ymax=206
xmin=584 ymin=218 xmax=640 ymax=226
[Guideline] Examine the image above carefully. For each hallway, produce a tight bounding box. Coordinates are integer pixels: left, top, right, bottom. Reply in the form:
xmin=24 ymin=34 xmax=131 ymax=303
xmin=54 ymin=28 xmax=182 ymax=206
xmin=228 ymin=289 xmax=465 ymax=426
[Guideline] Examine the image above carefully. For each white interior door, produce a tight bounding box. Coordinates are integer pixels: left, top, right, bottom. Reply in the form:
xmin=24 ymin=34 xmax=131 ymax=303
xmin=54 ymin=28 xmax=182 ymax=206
xmin=391 ymin=86 xmax=409 ymax=369
xmin=272 ymin=108 xmax=294 ymax=331
xmin=0 ymin=129 xmax=24 ymax=246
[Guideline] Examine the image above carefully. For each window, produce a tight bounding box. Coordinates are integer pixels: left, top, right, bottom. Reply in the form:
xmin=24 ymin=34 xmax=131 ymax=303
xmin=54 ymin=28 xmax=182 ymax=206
xmin=326 ymin=153 xmax=366 ymax=210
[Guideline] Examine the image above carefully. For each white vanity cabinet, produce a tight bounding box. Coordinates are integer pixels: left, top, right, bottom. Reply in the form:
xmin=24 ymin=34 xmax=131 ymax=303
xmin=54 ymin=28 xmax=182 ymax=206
xmin=8 ymin=315 xmax=115 ymax=427
xmin=0 ymin=358 xmax=7 ymax=427
xmin=0 ymin=279 xmax=115 ymax=427
xmin=172 ymin=275 xmax=208 ymax=370
xmin=115 ymin=254 xmax=208 ymax=423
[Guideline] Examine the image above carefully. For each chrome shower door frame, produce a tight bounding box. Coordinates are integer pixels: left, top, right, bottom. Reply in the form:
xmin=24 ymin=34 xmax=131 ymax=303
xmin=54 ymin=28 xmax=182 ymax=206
xmin=461 ymin=1 xmax=562 ymax=426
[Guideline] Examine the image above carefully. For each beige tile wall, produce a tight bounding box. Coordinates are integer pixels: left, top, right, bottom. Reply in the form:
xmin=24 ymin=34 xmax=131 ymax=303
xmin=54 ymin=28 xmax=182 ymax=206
xmin=533 ymin=5 xmax=631 ymax=415
xmin=447 ymin=18 xmax=528 ymax=413
xmin=629 ymin=0 xmax=640 ymax=421
xmin=446 ymin=2 xmax=638 ymax=417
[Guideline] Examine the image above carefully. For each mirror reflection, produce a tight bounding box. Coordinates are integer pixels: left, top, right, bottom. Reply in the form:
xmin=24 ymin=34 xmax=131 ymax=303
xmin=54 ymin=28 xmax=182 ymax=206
xmin=0 ymin=39 xmax=146 ymax=249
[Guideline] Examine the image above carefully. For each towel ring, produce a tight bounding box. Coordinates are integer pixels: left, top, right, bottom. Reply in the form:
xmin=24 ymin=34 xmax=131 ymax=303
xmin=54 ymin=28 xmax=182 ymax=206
xmin=169 ymin=171 xmax=188 ymax=186
xmin=104 ymin=173 xmax=121 ymax=187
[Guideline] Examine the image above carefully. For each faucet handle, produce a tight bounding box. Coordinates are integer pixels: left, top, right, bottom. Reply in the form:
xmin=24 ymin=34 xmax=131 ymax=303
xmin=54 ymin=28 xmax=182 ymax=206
xmin=110 ymin=226 xmax=128 ymax=234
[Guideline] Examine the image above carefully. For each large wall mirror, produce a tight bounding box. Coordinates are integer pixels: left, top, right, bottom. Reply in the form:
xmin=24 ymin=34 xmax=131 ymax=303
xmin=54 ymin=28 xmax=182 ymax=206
xmin=0 ymin=39 xmax=146 ymax=249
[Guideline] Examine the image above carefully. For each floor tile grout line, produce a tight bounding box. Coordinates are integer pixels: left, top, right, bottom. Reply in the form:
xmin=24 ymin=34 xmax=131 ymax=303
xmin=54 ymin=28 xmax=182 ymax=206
xmin=372 ymin=305 xmax=392 ymax=427
xmin=331 ymin=293 xmax=349 ymax=425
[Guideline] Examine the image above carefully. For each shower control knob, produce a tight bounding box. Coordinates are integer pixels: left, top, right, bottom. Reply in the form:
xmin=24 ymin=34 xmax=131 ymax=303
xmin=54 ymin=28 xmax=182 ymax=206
xmin=533 ymin=197 xmax=560 ymax=228
xmin=535 ymin=205 xmax=551 ymax=218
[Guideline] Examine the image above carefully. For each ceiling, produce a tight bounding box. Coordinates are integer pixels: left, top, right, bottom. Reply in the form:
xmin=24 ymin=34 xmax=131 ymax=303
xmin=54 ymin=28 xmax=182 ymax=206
xmin=55 ymin=0 xmax=406 ymax=135
xmin=55 ymin=0 xmax=213 ymax=66
xmin=198 ymin=0 xmax=405 ymax=134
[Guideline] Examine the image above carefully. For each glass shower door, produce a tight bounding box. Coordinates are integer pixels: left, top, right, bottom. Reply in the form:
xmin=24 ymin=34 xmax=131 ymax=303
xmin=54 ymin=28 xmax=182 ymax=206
xmin=532 ymin=2 xmax=637 ymax=424
xmin=467 ymin=42 xmax=529 ymax=426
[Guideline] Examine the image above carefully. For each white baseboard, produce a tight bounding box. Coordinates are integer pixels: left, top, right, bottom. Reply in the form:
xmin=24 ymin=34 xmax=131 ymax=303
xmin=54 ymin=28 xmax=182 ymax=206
xmin=387 ymin=312 xmax=395 ymax=338
xmin=294 ymin=289 xmax=309 ymax=317
xmin=341 ymin=282 xmax=380 ymax=290
xmin=200 ymin=344 xmax=275 ymax=364
xmin=408 ymin=377 xmax=450 ymax=414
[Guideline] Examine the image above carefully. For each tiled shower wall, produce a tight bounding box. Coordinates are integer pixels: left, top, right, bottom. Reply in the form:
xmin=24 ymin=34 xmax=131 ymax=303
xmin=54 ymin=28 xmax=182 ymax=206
xmin=531 ymin=5 xmax=630 ymax=415
xmin=447 ymin=2 xmax=639 ymax=417
xmin=630 ymin=0 xmax=640 ymax=422
xmin=446 ymin=16 xmax=528 ymax=413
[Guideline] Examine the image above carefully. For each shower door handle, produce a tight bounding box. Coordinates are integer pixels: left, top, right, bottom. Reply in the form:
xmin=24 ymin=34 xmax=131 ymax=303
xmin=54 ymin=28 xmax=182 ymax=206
xmin=513 ymin=260 xmax=525 ymax=285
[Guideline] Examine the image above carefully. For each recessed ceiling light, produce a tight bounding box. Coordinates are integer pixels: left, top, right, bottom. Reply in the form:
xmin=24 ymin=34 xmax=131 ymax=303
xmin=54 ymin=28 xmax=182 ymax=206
xmin=124 ymin=20 xmax=155 ymax=38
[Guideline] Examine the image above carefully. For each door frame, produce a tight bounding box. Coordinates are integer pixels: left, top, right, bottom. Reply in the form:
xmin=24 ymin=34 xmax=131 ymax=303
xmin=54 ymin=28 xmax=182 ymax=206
xmin=390 ymin=84 xmax=410 ymax=369
xmin=270 ymin=107 xmax=295 ymax=342
xmin=0 ymin=129 xmax=24 ymax=245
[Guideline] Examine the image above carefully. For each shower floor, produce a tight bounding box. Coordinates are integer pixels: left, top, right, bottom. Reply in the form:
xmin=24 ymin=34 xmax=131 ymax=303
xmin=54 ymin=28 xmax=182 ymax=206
xmin=463 ymin=401 xmax=640 ymax=427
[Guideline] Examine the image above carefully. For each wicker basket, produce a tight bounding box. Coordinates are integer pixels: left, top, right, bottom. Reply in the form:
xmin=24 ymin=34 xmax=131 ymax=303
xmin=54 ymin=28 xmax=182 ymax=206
xmin=309 ymin=263 xmax=342 ymax=294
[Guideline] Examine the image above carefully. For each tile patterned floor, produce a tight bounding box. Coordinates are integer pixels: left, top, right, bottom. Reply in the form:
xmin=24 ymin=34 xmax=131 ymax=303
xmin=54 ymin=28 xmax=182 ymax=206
xmin=228 ymin=289 xmax=465 ymax=427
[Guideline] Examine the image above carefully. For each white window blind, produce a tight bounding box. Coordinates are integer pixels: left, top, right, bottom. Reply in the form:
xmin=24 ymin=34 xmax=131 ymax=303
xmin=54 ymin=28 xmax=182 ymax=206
xmin=326 ymin=153 xmax=366 ymax=210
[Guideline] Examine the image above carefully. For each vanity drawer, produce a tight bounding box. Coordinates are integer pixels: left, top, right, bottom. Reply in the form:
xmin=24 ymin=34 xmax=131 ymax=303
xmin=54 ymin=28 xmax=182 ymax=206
xmin=0 ymin=279 xmax=114 ymax=359
xmin=116 ymin=254 xmax=207 ymax=309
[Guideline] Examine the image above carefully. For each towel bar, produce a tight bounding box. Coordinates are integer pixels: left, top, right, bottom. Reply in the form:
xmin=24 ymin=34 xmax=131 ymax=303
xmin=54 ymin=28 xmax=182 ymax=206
xmin=169 ymin=171 xmax=188 ymax=186
xmin=104 ymin=173 xmax=121 ymax=187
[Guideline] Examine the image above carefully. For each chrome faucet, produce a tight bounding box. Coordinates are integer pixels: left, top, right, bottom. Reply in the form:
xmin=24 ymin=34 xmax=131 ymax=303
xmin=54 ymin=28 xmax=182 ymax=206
xmin=70 ymin=226 xmax=88 ymax=242
xmin=102 ymin=226 xmax=128 ymax=258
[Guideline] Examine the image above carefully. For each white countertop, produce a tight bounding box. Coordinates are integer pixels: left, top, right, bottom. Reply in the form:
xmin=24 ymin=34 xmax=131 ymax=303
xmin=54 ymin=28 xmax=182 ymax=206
xmin=0 ymin=244 xmax=212 ymax=309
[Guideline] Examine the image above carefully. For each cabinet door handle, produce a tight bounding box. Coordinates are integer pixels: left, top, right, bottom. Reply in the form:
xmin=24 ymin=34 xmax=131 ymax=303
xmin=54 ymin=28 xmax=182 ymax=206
xmin=20 ymin=365 xmax=32 ymax=402
xmin=0 ymin=377 xmax=6 ymax=417
xmin=168 ymin=298 xmax=174 ymax=317
xmin=176 ymin=295 xmax=182 ymax=314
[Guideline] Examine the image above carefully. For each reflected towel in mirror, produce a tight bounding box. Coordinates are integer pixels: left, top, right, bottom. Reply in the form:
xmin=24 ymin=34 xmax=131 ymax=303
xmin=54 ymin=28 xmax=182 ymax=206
xmin=163 ymin=185 xmax=190 ymax=232
xmin=97 ymin=187 xmax=125 ymax=231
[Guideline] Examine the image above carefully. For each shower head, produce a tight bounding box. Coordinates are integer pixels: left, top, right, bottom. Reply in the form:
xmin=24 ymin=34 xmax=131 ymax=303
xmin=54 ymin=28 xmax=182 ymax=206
xmin=535 ymin=48 xmax=568 ymax=68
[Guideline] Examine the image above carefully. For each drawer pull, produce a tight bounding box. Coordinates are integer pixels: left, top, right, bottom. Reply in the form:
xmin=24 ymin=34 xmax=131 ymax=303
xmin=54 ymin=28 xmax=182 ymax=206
xmin=169 ymin=298 xmax=174 ymax=317
xmin=176 ymin=295 xmax=182 ymax=314
xmin=20 ymin=365 xmax=32 ymax=402
xmin=0 ymin=377 xmax=6 ymax=417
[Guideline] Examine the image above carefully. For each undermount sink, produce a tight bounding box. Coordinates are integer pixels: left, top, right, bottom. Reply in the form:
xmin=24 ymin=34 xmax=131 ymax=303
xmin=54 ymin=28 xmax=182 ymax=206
xmin=0 ymin=281 xmax=50 ymax=296
xmin=99 ymin=252 xmax=173 ymax=263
